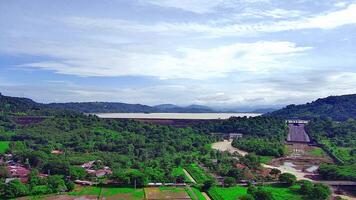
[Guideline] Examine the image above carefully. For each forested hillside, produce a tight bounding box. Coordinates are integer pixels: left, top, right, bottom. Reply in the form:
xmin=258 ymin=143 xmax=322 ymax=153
xmin=267 ymin=94 xmax=356 ymax=121
xmin=306 ymin=118 xmax=356 ymax=180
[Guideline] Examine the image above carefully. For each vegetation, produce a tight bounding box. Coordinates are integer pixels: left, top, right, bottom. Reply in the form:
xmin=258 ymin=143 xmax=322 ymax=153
xmin=306 ymin=118 xmax=356 ymax=181
xmin=279 ymin=173 xmax=297 ymax=186
xmin=267 ymin=94 xmax=356 ymax=121
xmin=186 ymin=163 xmax=214 ymax=184
xmin=208 ymin=184 xmax=307 ymax=200
xmin=0 ymin=141 xmax=9 ymax=154
xmin=185 ymin=187 xmax=207 ymax=200
xmin=195 ymin=116 xmax=288 ymax=157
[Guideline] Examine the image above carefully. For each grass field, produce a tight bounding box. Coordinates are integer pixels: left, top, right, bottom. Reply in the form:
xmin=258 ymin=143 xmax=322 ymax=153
xmin=208 ymin=186 xmax=247 ymax=200
xmin=208 ymin=185 xmax=303 ymax=200
xmin=0 ymin=141 xmax=10 ymax=153
xmin=308 ymin=147 xmax=326 ymax=157
xmin=259 ymin=156 xmax=274 ymax=164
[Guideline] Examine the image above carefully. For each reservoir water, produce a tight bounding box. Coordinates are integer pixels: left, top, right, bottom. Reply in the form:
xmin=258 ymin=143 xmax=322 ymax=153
xmin=95 ymin=113 xmax=261 ymax=119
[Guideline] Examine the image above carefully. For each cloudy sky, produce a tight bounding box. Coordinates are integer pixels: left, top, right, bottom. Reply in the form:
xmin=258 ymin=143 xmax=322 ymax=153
xmin=0 ymin=0 xmax=356 ymax=108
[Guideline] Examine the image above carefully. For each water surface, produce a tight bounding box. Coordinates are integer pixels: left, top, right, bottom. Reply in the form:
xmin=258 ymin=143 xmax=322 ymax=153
xmin=95 ymin=113 xmax=261 ymax=119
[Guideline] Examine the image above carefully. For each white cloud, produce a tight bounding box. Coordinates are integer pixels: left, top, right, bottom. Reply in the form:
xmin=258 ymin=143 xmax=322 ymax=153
xmin=144 ymin=0 xmax=225 ymax=14
xmin=62 ymin=3 xmax=356 ymax=38
xmin=15 ymin=41 xmax=311 ymax=79
xmin=143 ymin=0 xmax=270 ymax=14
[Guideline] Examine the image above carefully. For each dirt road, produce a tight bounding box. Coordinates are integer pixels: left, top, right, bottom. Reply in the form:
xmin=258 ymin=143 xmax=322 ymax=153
xmin=183 ymin=168 xmax=197 ymax=184
xmin=211 ymin=140 xmax=248 ymax=156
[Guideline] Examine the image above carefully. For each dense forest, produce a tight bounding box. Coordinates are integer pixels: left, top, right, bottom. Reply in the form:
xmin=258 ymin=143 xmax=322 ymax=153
xmin=267 ymin=94 xmax=356 ymax=121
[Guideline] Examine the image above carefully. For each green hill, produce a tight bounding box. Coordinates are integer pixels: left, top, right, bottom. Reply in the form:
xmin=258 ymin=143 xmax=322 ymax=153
xmin=266 ymin=94 xmax=356 ymax=121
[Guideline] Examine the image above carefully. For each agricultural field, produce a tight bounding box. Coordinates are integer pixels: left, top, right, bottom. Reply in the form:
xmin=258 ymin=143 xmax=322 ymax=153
xmin=0 ymin=141 xmax=10 ymax=153
xmin=208 ymin=185 xmax=303 ymax=200
xmin=185 ymin=187 xmax=207 ymax=200
xmin=68 ymin=186 xmax=144 ymax=200
xmin=185 ymin=163 xmax=213 ymax=184
xmin=144 ymin=186 xmax=190 ymax=200
xmin=208 ymin=186 xmax=247 ymax=200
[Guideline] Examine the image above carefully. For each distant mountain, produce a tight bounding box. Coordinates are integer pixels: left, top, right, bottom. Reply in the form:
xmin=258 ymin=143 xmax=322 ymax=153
xmin=266 ymin=94 xmax=356 ymax=121
xmin=153 ymin=104 xmax=213 ymax=113
xmin=251 ymin=108 xmax=278 ymax=114
xmin=0 ymin=93 xmax=215 ymax=114
xmin=154 ymin=104 xmax=180 ymax=110
xmin=0 ymin=92 xmax=43 ymax=114
xmin=48 ymin=102 xmax=157 ymax=113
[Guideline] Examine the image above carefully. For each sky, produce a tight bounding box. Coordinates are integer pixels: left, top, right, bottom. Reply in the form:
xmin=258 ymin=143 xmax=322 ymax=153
xmin=0 ymin=0 xmax=356 ymax=108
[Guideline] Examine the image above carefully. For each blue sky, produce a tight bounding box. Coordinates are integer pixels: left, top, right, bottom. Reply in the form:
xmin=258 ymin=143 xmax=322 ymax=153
xmin=0 ymin=0 xmax=356 ymax=107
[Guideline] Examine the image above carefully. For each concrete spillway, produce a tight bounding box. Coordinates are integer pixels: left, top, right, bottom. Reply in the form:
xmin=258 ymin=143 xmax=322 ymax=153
xmin=287 ymin=123 xmax=310 ymax=143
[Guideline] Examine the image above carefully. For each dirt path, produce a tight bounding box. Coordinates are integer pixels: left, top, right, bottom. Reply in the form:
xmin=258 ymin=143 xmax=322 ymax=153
xmin=183 ymin=168 xmax=197 ymax=183
xmin=202 ymin=192 xmax=211 ymax=200
xmin=211 ymin=140 xmax=248 ymax=156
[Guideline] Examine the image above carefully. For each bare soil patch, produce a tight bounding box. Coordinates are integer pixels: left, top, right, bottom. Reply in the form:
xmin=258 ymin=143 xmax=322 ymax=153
xmin=211 ymin=140 xmax=248 ymax=156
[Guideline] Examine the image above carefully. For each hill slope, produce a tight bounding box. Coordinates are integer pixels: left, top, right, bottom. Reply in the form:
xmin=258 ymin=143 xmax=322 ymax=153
xmin=267 ymin=94 xmax=356 ymax=121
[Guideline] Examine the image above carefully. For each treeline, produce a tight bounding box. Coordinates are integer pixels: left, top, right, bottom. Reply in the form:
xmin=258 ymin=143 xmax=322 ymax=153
xmin=0 ymin=170 xmax=73 ymax=198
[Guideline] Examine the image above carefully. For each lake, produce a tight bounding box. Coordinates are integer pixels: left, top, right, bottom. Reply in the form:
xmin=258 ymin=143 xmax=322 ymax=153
xmin=95 ymin=113 xmax=261 ymax=119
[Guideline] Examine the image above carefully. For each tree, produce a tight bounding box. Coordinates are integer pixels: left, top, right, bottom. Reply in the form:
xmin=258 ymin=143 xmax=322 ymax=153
xmin=279 ymin=173 xmax=296 ymax=186
xmin=253 ymin=189 xmax=273 ymax=200
xmin=308 ymin=183 xmax=331 ymax=200
xmin=66 ymin=181 xmax=75 ymax=191
xmin=0 ymin=166 xmax=9 ymax=178
xmin=2 ymin=179 xmax=29 ymax=198
xmin=202 ymin=179 xmax=214 ymax=191
xmin=223 ymin=177 xmax=236 ymax=187
xmin=298 ymin=180 xmax=313 ymax=194
xmin=239 ymin=194 xmax=255 ymax=200
xmin=47 ymin=175 xmax=67 ymax=192
xmin=69 ymin=166 xmax=86 ymax=180
xmin=269 ymin=168 xmax=281 ymax=178
xmin=248 ymin=187 xmax=273 ymax=200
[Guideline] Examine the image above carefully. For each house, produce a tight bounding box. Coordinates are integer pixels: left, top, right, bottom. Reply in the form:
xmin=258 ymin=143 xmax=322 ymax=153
xmin=7 ymin=165 xmax=30 ymax=178
xmin=74 ymin=180 xmax=94 ymax=186
xmin=236 ymin=163 xmax=247 ymax=169
xmin=51 ymin=150 xmax=63 ymax=154
xmin=95 ymin=169 xmax=112 ymax=177
xmin=81 ymin=161 xmax=95 ymax=169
